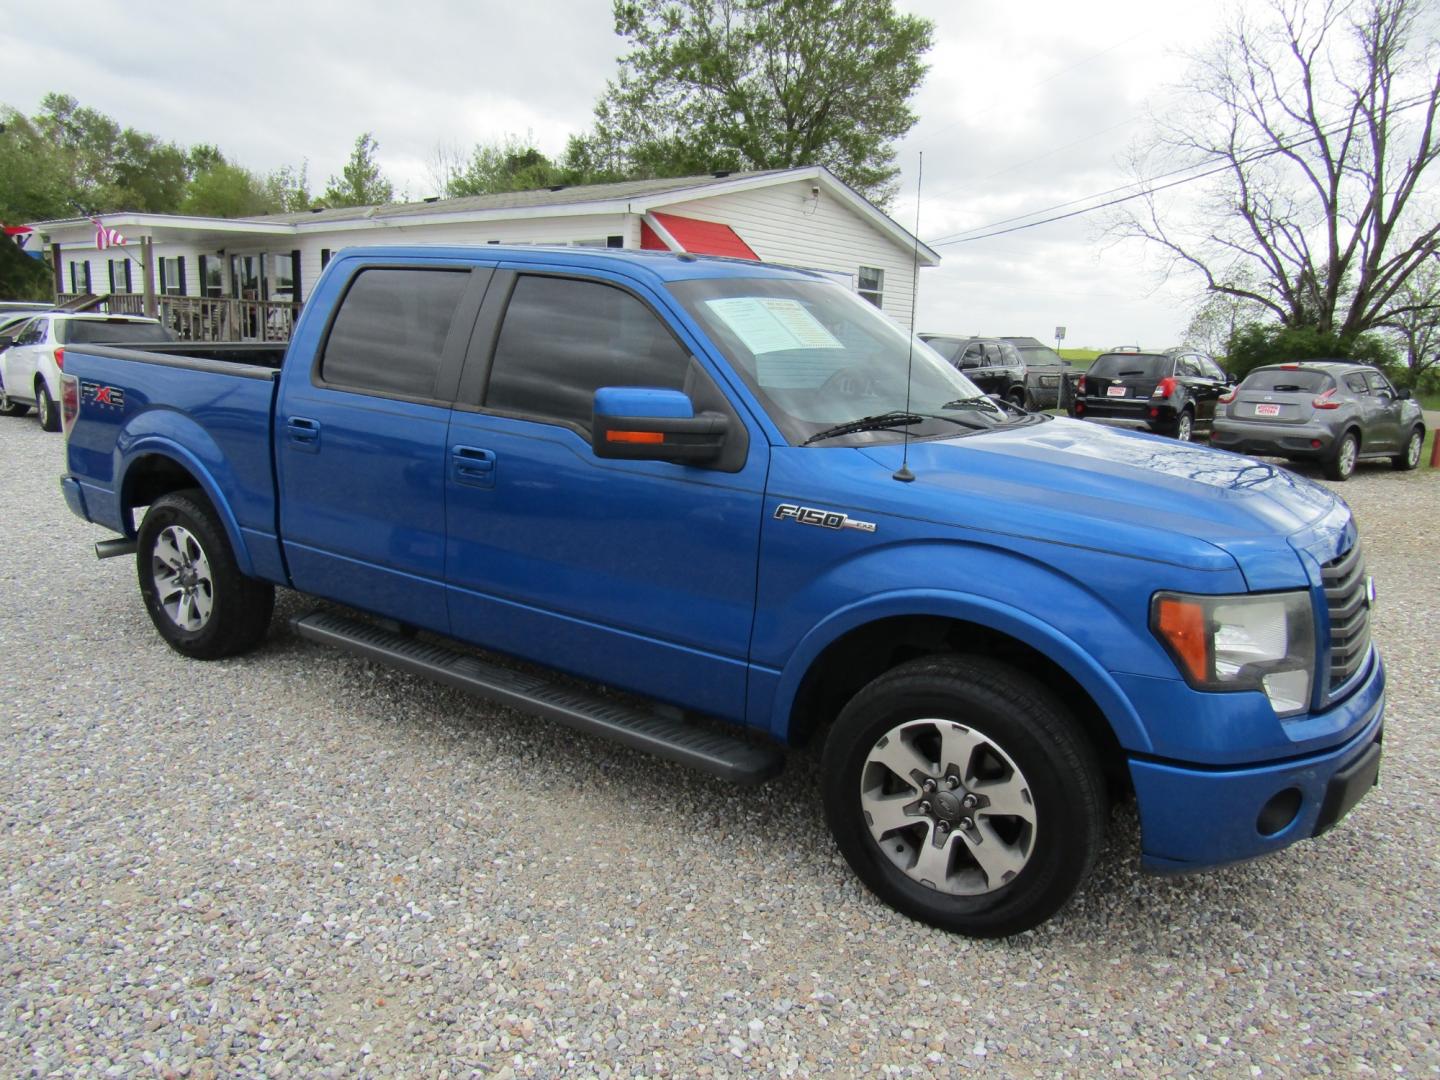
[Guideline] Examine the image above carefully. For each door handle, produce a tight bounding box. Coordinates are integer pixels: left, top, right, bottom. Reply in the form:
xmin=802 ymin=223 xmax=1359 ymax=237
xmin=287 ymin=416 xmax=320 ymax=451
xmin=452 ymin=445 xmax=496 ymax=487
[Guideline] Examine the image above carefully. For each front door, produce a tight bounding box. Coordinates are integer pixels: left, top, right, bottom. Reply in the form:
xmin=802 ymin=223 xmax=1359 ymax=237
xmin=276 ymin=262 xmax=489 ymax=631
xmin=443 ymin=267 xmax=767 ymax=723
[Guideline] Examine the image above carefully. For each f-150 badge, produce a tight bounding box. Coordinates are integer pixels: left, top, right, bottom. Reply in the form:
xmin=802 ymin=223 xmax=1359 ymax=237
xmin=773 ymin=504 xmax=876 ymax=533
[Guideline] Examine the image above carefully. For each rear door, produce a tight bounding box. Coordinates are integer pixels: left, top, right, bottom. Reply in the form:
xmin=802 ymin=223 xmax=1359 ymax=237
xmin=441 ymin=266 xmax=767 ymax=722
xmin=275 ymin=261 xmax=490 ymax=632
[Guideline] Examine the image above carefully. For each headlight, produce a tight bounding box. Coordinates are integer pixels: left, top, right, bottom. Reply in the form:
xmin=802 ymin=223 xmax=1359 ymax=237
xmin=1150 ymin=590 xmax=1315 ymax=718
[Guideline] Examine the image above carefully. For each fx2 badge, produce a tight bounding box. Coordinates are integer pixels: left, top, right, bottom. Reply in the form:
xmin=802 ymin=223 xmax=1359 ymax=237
xmin=80 ymin=381 xmax=125 ymax=409
xmin=773 ymin=504 xmax=877 ymax=533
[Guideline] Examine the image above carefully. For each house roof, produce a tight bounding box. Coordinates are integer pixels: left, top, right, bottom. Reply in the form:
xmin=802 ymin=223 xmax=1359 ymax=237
xmin=29 ymin=166 xmax=941 ymax=265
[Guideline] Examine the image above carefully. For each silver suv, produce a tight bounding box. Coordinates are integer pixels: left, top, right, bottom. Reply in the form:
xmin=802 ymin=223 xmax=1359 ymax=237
xmin=1210 ymin=361 xmax=1425 ymax=480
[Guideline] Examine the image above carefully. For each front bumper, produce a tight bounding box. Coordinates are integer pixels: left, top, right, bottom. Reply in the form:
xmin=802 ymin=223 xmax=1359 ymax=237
xmin=1130 ymin=654 xmax=1384 ymax=872
xmin=1210 ymin=417 xmax=1336 ymax=458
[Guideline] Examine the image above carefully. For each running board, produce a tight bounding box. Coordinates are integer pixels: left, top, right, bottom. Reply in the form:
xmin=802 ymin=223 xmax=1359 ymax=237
xmin=290 ymin=611 xmax=785 ymax=785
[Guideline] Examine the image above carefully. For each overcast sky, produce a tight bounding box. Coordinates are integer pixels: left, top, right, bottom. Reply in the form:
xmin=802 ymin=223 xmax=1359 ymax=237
xmin=1 ymin=0 xmax=1233 ymax=349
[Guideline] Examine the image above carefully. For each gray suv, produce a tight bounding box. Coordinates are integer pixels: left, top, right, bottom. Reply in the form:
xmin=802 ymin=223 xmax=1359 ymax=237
xmin=1210 ymin=361 xmax=1425 ymax=480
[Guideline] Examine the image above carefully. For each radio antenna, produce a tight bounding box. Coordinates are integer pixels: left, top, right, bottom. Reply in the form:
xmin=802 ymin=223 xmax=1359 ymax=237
xmin=893 ymin=151 xmax=923 ymax=483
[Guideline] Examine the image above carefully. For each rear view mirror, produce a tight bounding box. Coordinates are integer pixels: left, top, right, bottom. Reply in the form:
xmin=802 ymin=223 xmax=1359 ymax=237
xmin=591 ymin=387 xmax=729 ymax=465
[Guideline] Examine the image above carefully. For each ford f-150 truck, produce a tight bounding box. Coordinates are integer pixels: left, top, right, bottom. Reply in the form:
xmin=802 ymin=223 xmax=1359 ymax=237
xmin=58 ymin=246 xmax=1385 ymax=937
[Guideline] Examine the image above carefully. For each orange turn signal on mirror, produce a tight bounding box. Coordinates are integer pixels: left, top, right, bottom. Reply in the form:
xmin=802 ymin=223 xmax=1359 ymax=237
xmin=605 ymin=430 xmax=665 ymax=444
xmin=1154 ymin=596 xmax=1209 ymax=683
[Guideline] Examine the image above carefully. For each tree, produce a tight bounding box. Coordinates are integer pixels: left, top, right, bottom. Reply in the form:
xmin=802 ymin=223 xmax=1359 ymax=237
xmin=1120 ymin=0 xmax=1440 ymax=339
xmin=0 ymin=233 xmax=50 ymax=301
xmin=0 ymin=108 xmax=74 ymax=223
xmin=33 ymin=92 xmax=188 ymax=213
xmin=322 ymin=133 xmax=394 ymax=207
xmin=1182 ymin=274 xmax=1270 ymax=356
xmin=577 ymin=0 xmax=933 ymax=207
xmin=429 ymin=135 xmax=563 ymax=197
xmin=1224 ymin=322 xmax=1401 ymax=379
xmin=1383 ymin=258 xmax=1440 ymax=388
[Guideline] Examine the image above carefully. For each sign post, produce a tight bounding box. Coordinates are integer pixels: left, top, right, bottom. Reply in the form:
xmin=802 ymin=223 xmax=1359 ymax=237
xmin=1054 ymin=325 xmax=1066 ymax=352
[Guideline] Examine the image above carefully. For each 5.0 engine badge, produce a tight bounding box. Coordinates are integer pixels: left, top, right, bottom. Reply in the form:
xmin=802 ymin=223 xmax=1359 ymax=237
xmin=773 ymin=504 xmax=877 ymax=533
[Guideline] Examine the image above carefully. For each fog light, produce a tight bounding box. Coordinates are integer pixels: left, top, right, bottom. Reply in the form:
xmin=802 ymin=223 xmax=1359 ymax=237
xmin=1257 ymin=788 xmax=1303 ymax=836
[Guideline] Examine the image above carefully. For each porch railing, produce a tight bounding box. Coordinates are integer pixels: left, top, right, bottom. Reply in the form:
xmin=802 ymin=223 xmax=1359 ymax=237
xmin=56 ymin=293 xmax=301 ymax=342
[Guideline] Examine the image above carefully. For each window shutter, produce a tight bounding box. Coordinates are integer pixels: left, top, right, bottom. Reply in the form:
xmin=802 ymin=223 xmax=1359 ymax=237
xmin=178 ymin=256 xmax=188 ymax=296
xmin=159 ymin=259 xmax=167 ymax=294
xmin=198 ymin=255 xmax=208 ymax=297
xmin=320 ymin=248 xmax=331 ymax=269
xmin=124 ymin=260 xmax=132 ymax=293
xmin=84 ymin=262 xmax=92 ymax=293
xmin=291 ymin=250 xmax=302 ymax=303
xmin=109 ymin=261 xmax=117 ymax=294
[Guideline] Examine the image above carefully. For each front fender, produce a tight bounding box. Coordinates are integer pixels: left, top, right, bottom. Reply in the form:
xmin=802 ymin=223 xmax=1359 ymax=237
xmin=762 ymin=587 xmax=1153 ymax=752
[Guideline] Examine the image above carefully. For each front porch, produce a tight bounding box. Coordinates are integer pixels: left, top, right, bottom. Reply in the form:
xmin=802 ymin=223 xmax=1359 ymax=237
xmin=58 ymin=292 xmax=302 ymax=342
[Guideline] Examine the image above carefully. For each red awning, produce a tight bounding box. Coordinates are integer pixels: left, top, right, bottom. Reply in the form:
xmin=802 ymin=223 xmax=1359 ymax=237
xmin=641 ymin=211 xmax=759 ymax=260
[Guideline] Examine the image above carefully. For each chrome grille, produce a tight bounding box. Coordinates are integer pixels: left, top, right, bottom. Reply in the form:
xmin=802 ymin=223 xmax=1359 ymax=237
xmin=1322 ymin=543 xmax=1371 ymax=693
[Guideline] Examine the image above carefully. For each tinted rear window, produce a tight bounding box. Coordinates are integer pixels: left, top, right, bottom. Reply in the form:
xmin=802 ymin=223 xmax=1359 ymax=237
xmin=1087 ymin=353 xmax=1169 ymax=378
xmin=61 ymin=320 xmax=173 ymax=345
xmin=1241 ymin=369 xmax=1333 ymax=393
xmin=920 ymin=336 xmax=964 ymax=362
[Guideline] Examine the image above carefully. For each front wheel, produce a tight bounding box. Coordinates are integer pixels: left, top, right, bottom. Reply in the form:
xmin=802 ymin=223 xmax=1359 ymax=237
xmin=35 ymin=380 xmax=59 ymax=432
xmin=136 ymin=489 xmax=274 ymax=659
xmin=821 ymin=656 xmax=1106 ymax=938
xmin=1392 ymin=427 xmax=1423 ymax=471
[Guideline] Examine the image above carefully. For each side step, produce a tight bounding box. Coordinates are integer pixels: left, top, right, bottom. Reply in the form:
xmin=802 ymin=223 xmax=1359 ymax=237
xmin=290 ymin=611 xmax=785 ymax=785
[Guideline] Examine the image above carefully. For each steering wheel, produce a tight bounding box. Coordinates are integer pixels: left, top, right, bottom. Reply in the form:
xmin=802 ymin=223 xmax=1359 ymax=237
xmin=818 ymin=367 xmax=884 ymax=398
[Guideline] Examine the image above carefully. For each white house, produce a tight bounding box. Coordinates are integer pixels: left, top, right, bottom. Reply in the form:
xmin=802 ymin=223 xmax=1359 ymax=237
xmin=30 ymin=166 xmax=940 ymax=340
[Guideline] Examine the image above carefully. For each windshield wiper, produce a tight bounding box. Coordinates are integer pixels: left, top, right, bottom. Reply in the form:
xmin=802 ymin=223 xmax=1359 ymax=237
xmin=801 ymin=411 xmax=928 ymax=446
xmin=942 ymin=398 xmax=1001 ymax=411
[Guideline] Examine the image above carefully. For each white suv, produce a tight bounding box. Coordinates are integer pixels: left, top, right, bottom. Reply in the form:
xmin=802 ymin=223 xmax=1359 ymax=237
xmin=0 ymin=313 xmax=173 ymax=431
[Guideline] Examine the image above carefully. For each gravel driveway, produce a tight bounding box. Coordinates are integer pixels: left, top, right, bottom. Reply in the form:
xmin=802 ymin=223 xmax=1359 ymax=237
xmin=1 ymin=418 xmax=1436 ymax=1077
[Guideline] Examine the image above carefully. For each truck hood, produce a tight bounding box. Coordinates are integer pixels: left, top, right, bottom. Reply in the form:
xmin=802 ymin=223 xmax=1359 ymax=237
xmin=853 ymin=418 xmax=1343 ymax=589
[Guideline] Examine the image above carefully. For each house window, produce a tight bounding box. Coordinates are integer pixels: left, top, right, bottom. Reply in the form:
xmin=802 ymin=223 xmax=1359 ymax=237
xmin=203 ymin=257 xmax=224 ymax=297
xmin=857 ymin=267 xmax=884 ymax=308
xmin=270 ymin=252 xmax=296 ymax=302
xmin=108 ymin=259 xmax=131 ymax=294
xmin=69 ymin=261 xmax=92 ymax=294
xmin=159 ymin=257 xmax=185 ymax=295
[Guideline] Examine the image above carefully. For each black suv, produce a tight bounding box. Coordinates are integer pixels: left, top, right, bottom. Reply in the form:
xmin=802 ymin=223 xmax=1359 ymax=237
xmin=1003 ymin=336 xmax=1073 ymax=409
xmin=919 ymin=334 xmax=1029 ymax=406
xmin=1069 ymin=348 xmax=1229 ymax=441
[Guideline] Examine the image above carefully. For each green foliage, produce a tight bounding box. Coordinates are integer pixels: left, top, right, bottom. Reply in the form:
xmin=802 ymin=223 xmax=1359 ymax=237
xmin=438 ymin=136 xmax=563 ymax=198
xmin=34 ymin=92 xmax=188 ymax=213
xmin=579 ymin=0 xmax=933 ymax=207
xmin=0 ymin=233 xmax=50 ymax=300
xmin=182 ymin=159 xmax=313 ymax=218
xmin=0 ymin=108 xmax=72 ymax=223
xmin=322 ymin=133 xmax=395 ymax=208
xmin=1225 ymin=323 xmax=1402 ymax=380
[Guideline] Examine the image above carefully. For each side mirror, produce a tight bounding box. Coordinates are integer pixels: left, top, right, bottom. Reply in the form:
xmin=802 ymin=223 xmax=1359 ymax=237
xmin=1225 ymin=372 xmax=1238 ymax=385
xmin=0 ymin=334 xmax=14 ymax=349
xmin=1396 ymin=387 xmax=1413 ymax=400
xmin=591 ymin=387 xmax=728 ymax=465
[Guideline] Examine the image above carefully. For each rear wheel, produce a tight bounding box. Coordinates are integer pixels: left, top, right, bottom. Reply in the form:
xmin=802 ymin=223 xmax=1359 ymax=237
xmin=1324 ymin=431 xmax=1359 ymax=481
xmin=821 ymin=656 xmax=1106 ymax=938
xmin=1392 ymin=427 xmax=1423 ymax=471
xmin=137 ymin=489 xmax=274 ymax=659
xmin=1171 ymin=409 xmax=1194 ymax=442
xmin=35 ymin=379 xmax=59 ymax=432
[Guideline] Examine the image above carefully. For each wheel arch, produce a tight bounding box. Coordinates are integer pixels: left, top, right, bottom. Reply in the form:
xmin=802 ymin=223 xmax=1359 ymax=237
xmin=774 ymin=594 xmax=1149 ymax=790
xmin=119 ymin=441 xmax=255 ymax=577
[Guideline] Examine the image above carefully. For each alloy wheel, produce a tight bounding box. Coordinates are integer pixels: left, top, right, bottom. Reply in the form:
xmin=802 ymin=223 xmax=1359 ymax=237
xmin=151 ymin=525 xmax=215 ymax=631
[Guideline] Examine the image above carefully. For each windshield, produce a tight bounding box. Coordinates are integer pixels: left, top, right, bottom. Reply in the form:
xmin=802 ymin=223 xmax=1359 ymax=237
xmin=60 ymin=320 xmax=173 ymax=345
xmin=1088 ymin=353 xmax=1170 ymax=379
xmin=670 ymin=277 xmax=1027 ymax=445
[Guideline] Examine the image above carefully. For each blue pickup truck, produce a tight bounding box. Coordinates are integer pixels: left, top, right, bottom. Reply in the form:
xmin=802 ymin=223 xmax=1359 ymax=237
xmin=58 ymin=246 xmax=1385 ymax=936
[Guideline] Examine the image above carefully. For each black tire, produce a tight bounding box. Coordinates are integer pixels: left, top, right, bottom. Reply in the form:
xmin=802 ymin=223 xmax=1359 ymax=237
xmin=0 ymin=380 xmax=29 ymax=417
xmin=35 ymin=379 xmax=60 ymax=432
xmin=1392 ymin=427 xmax=1423 ymax=471
xmin=1170 ymin=408 xmax=1194 ymax=442
xmin=1008 ymin=387 xmax=1028 ymax=410
xmin=821 ymin=655 xmax=1106 ymax=938
xmin=1324 ymin=431 xmax=1359 ymax=481
xmin=136 ymin=488 xmax=274 ymax=659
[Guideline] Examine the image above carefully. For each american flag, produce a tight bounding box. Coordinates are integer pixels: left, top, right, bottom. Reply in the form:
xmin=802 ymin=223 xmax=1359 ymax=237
xmin=2 ymin=224 xmax=32 ymax=249
xmin=93 ymin=218 xmax=127 ymax=250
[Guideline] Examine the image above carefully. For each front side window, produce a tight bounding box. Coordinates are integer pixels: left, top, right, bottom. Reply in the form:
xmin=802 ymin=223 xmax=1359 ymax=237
xmin=484 ymin=275 xmax=691 ymax=429
xmin=670 ymin=276 xmax=1021 ymax=446
xmin=856 ymin=266 xmax=884 ymax=308
xmin=1364 ymin=371 xmax=1394 ymax=396
xmin=320 ymin=268 xmax=469 ymax=399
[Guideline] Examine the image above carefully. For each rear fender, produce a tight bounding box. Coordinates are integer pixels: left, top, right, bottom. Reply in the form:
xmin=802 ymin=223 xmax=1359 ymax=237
xmin=116 ymin=430 xmax=255 ymax=577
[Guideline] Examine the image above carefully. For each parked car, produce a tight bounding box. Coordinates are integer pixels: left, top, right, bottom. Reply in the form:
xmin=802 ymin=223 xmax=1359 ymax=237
xmin=0 ymin=313 xmax=173 ymax=430
xmin=918 ymin=334 xmax=1029 ymax=406
xmin=1210 ymin=361 xmax=1426 ymax=480
xmin=1068 ymin=348 xmax=1229 ymax=441
xmin=1003 ymin=336 xmax=1073 ymax=410
xmin=0 ymin=311 xmax=47 ymax=417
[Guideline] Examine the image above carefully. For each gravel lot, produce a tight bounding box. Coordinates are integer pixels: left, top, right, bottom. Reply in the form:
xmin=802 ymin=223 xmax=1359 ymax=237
xmin=1 ymin=416 xmax=1437 ymax=1078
